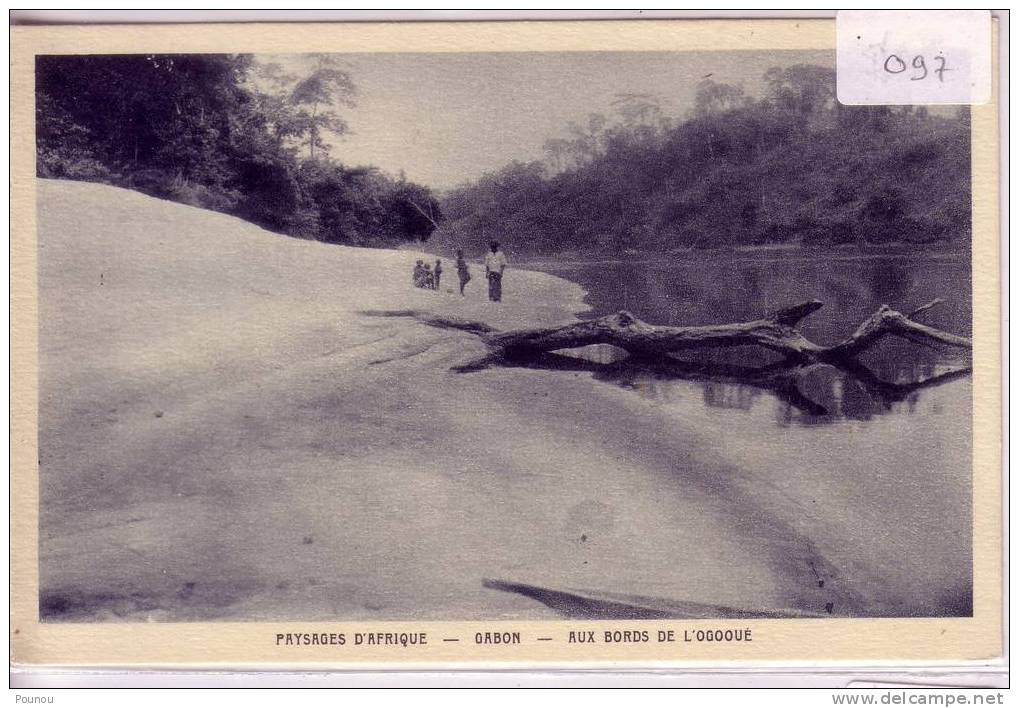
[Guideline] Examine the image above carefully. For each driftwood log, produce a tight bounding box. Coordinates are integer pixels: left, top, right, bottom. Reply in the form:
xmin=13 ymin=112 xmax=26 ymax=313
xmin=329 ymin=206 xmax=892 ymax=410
xmin=364 ymin=298 xmax=971 ymax=371
xmin=362 ymin=299 xmax=971 ymax=416
xmin=485 ymin=298 xmax=971 ymax=364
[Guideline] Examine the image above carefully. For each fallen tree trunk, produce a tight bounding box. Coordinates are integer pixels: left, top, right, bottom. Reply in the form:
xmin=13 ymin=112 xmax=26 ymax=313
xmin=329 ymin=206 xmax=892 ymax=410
xmin=481 ymin=298 xmax=970 ymax=365
xmin=362 ymin=298 xmax=971 ymax=372
xmin=486 ymin=301 xmax=827 ymax=362
xmin=361 ymin=299 xmax=971 ymax=416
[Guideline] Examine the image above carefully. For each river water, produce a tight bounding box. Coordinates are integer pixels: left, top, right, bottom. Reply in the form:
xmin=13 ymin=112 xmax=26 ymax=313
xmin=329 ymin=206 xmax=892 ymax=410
xmin=526 ymin=252 xmax=973 ymax=616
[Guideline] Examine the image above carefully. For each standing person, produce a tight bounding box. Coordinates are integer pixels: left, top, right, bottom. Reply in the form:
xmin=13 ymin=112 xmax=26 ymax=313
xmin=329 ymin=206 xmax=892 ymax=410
xmin=412 ymin=260 xmax=426 ymax=288
xmin=484 ymin=241 xmax=508 ymax=302
xmin=455 ymin=249 xmax=472 ymax=296
xmin=433 ymin=259 xmax=443 ymax=290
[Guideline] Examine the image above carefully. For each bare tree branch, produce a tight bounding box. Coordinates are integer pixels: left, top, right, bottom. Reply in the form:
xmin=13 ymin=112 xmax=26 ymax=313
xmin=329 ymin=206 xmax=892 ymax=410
xmin=405 ymin=199 xmax=440 ymax=230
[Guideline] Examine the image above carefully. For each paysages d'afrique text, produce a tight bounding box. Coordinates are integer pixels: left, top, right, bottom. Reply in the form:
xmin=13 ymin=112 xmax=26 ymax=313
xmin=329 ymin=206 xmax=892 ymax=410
xmin=274 ymin=627 xmax=753 ymax=647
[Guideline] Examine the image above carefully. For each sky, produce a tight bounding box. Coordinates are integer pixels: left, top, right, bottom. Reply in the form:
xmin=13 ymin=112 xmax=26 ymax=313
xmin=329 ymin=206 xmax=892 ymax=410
xmin=260 ymin=50 xmax=833 ymax=192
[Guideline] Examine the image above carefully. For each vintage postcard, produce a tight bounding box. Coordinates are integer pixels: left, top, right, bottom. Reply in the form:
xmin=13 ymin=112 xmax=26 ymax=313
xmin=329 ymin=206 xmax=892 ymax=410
xmin=10 ymin=17 xmax=1002 ymax=669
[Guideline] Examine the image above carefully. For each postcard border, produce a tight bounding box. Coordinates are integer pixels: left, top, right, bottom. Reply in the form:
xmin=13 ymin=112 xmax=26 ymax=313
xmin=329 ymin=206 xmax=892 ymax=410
xmin=9 ymin=18 xmax=1003 ymax=668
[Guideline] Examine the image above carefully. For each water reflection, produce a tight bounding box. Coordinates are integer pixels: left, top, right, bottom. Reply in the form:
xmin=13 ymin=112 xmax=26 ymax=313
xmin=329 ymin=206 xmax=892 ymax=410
xmin=542 ymin=342 xmax=970 ymax=427
xmin=531 ymin=255 xmax=972 ymax=428
xmin=701 ymin=381 xmax=760 ymax=412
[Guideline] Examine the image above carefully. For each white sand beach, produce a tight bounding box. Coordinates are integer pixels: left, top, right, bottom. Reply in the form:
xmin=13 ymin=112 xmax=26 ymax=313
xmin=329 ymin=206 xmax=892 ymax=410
xmin=36 ymin=180 xmax=970 ymax=621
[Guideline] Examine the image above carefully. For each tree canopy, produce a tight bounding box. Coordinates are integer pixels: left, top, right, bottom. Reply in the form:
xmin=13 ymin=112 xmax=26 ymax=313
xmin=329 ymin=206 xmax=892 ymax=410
xmin=436 ymin=64 xmax=970 ymax=256
xmin=36 ymin=53 xmax=441 ymax=247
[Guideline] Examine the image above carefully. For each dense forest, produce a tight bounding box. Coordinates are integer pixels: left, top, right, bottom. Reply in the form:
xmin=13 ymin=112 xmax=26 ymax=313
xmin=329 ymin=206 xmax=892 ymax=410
xmin=36 ymin=53 xmax=441 ymax=247
xmin=37 ymin=57 xmax=971 ymax=257
xmin=436 ymin=65 xmax=971 ymax=256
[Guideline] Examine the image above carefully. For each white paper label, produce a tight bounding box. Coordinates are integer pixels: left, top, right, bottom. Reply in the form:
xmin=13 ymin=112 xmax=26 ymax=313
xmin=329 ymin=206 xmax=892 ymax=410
xmin=836 ymin=10 xmax=991 ymax=105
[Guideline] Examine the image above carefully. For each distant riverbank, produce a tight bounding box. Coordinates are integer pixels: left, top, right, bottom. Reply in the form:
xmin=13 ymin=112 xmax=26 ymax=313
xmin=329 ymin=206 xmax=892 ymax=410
xmin=513 ymin=245 xmax=970 ymax=270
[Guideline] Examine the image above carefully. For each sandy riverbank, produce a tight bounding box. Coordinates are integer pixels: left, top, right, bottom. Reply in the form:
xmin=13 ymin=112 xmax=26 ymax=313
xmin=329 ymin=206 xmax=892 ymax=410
xmin=36 ymin=179 xmax=967 ymax=621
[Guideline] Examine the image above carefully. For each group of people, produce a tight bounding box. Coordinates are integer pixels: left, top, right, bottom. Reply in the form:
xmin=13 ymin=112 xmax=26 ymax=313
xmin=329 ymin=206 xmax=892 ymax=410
xmin=412 ymin=259 xmax=443 ymax=290
xmin=412 ymin=241 xmax=508 ymax=302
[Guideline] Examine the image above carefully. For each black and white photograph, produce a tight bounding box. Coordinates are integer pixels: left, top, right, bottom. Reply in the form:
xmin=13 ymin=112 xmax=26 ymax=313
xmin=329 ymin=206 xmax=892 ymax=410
xmin=31 ymin=43 xmax=977 ymax=628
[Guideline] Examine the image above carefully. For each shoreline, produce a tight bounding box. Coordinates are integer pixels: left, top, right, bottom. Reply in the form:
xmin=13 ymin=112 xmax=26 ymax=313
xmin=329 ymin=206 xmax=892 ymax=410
xmin=515 ymin=250 xmax=972 ymax=270
xmin=412 ymin=244 xmax=971 ymax=273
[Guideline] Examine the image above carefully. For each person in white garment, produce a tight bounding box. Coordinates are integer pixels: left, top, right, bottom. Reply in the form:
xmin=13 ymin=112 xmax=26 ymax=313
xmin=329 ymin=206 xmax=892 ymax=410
xmin=483 ymin=241 xmax=508 ymax=302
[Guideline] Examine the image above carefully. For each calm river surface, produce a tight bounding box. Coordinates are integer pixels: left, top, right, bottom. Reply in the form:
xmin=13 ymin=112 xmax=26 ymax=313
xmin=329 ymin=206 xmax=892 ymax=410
xmin=527 ymin=252 xmax=973 ymax=615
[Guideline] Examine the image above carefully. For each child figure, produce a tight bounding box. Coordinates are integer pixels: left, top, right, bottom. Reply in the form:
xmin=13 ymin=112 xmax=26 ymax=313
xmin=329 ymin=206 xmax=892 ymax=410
xmin=422 ymin=263 xmax=434 ymax=290
xmin=433 ymin=259 xmax=443 ymax=290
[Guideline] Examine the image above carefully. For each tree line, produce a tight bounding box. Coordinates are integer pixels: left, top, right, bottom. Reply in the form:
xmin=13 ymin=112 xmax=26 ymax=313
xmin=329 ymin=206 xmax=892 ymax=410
xmin=36 ymin=53 xmax=441 ymax=247
xmin=436 ymin=65 xmax=971 ymax=256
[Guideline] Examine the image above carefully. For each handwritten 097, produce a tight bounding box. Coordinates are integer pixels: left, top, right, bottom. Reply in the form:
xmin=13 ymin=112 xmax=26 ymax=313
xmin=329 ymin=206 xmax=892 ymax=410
xmin=883 ymin=53 xmax=950 ymax=82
